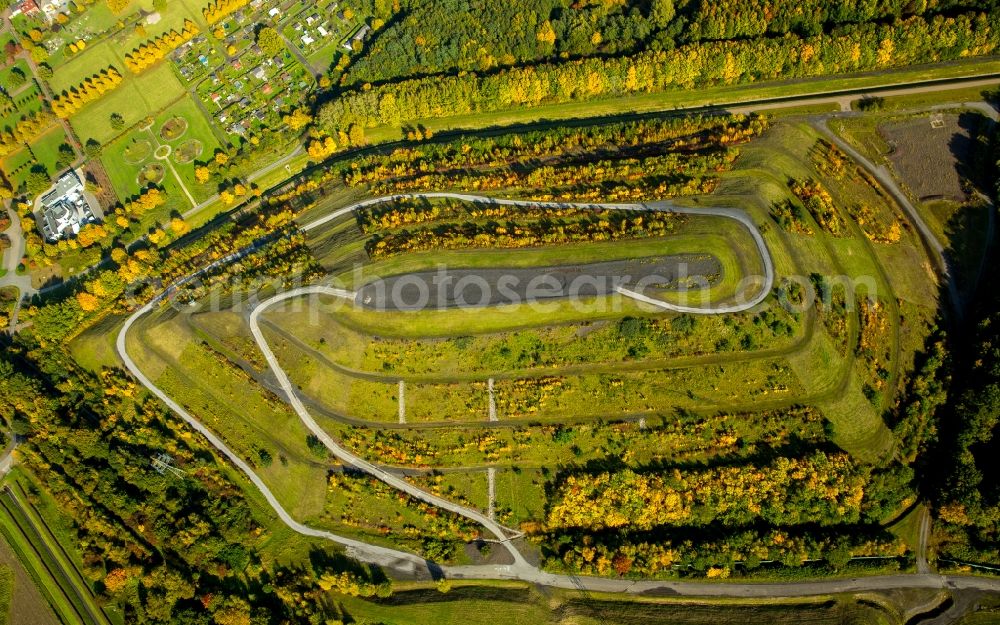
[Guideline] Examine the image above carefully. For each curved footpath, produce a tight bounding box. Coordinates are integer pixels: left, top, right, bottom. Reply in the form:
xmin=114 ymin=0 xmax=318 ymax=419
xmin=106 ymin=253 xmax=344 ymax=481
xmin=303 ymin=193 xmax=775 ymax=314
xmin=117 ymin=193 xmax=1000 ymax=596
xmin=248 ymin=286 xmax=529 ymax=566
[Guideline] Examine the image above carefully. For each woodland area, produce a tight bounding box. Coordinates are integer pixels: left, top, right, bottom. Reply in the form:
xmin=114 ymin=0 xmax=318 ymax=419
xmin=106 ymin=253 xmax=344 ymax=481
xmin=344 ymin=0 xmax=1000 ymax=86
xmin=322 ymin=3 xmax=1000 ymax=132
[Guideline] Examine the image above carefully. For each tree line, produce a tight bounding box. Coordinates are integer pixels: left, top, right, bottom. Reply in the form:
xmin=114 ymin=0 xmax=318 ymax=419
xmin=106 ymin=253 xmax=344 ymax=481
xmin=343 ymin=0 xmax=997 ymax=90
xmin=321 ymin=11 xmax=999 ymax=133
xmin=203 ymin=0 xmax=251 ymax=24
xmin=365 ymin=210 xmax=685 ymax=259
xmin=50 ymin=66 xmax=123 ymax=118
xmin=124 ymin=20 xmax=200 ymax=74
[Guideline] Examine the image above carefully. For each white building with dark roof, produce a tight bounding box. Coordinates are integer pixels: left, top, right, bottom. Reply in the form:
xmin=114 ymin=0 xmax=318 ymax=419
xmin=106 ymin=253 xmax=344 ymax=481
xmin=35 ymin=170 xmax=101 ymax=242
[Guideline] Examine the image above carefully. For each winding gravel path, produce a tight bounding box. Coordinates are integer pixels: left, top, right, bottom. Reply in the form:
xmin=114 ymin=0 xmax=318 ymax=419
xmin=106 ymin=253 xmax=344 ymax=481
xmin=114 ymin=192 xmax=1000 ymax=596
xmin=303 ymin=194 xmax=775 ymax=314
xmin=248 ymin=285 xmax=530 ymax=568
xmin=117 ymin=298 xmax=434 ymax=574
xmin=117 ymin=193 xmax=773 ymax=580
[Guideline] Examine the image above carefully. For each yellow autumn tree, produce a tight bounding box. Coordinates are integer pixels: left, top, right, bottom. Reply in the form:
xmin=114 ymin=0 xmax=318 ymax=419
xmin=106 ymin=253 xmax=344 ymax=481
xmin=77 ymin=291 xmax=100 ymax=311
xmin=284 ymin=108 xmax=313 ymax=131
xmin=103 ymin=568 xmax=129 ymax=593
xmin=170 ymin=218 xmax=190 ymax=236
xmin=537 ymin=20 xmax=556 ymax=45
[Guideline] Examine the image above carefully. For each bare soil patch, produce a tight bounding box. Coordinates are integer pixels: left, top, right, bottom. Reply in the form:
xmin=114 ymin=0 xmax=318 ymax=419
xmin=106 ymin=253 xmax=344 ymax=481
xmin=880 ymin=113 xmax=983 ymax=202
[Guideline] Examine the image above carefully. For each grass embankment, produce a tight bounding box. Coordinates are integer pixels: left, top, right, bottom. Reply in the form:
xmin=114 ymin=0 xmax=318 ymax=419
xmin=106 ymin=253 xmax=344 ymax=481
xmin=258 ymin=121 xmax=917 ymax=458
xmin=0 ymin=475 xmax=110 ymax=625
xmin=726 ymin=120 xmax=938 ymax=460
xmin=333 ymin=582 xmax=901 ymax=625
xmin=100 ymin=109 xmax=955 ymax=582
xmin=261 ymin=302 xmax=804 ymax=379
xmin=137 ymin=114 xmax=935 ymax=460
xmin=260 ymin=314 xmax=808 ymax=425
xmin=125 ymin=308 xmax=479 ymax=561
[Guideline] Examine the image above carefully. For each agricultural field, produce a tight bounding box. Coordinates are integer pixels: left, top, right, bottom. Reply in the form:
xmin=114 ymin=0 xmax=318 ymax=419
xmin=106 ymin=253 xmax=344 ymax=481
xmin=128 ymin=110 xmax=949 ymax=579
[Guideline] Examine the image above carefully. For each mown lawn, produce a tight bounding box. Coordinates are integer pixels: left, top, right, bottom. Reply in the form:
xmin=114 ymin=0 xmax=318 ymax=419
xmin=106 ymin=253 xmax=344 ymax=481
xmin=0 ymin=60 xmax=32 ymax=94
xmin=47 ymin=40 xmax=121 ymax=96
xmin=115 ymin=0 xmax=202 ymax=53
xmin=1 ymin=83 xmax=43 ymax=130
xmin=128 ymin=310 xmax=331 ymax=522
xmin=70 ymin=62 xmax=187 ymax=145
xmin=101 ymin=94 xmax=221 ymax=203
xmin=1 ymin=126 xmax=68 ymax=190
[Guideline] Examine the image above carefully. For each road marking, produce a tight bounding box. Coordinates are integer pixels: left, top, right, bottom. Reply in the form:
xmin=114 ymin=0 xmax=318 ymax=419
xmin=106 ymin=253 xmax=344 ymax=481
xmin=487 ymin=467 xmax=496 ymax=521
xmin=488 ymin=378 xmax=497 ymax=422
xmin=398 ymin=380 xmax=406 ymax=424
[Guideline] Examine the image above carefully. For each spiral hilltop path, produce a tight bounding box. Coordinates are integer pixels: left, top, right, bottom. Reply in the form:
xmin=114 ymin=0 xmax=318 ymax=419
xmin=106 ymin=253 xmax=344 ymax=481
xmin=116 ymin=193 xmax=1000 ymax=596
